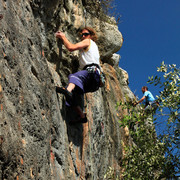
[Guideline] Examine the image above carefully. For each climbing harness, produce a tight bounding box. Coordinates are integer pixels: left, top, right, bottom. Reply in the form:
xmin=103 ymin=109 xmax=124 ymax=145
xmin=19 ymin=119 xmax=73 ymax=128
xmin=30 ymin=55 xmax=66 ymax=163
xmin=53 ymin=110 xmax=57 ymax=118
xmin=83 ymin=63 xmax=106 ymax=87
xmin=86 ymin=66 xmax=98 ymax=73
xmin=99 ymin=71 xmax=106 ymax=87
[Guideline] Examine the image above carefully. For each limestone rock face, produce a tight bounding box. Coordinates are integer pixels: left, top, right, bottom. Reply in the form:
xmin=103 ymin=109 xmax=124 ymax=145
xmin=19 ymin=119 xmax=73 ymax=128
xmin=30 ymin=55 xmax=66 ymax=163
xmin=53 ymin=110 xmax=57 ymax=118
xmin=0 ymin=0 xmax=134 ymax=179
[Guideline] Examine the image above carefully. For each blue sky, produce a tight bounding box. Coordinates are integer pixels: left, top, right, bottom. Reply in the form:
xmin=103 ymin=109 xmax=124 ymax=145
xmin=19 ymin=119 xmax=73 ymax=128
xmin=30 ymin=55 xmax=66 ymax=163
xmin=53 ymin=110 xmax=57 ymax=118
xmin=114 ymin=0 xmax=180 ymax=100
xmin=113 ymin=1 xmax=180 ymax=175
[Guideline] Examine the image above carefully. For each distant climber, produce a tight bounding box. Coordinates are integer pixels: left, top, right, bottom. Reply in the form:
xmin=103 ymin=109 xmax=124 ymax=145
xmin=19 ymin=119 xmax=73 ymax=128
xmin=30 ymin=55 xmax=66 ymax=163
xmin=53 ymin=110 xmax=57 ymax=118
xmin=55 ymin=27 xmax=101 ymax=124
xmin=133 ymin=86 xmax=159 ymax=111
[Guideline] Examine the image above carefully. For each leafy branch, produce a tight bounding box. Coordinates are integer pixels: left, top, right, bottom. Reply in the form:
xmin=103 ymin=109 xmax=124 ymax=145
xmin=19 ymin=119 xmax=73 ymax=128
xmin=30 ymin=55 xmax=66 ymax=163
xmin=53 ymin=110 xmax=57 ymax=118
xmin=117 ymin=62 xmax=180 ymax=179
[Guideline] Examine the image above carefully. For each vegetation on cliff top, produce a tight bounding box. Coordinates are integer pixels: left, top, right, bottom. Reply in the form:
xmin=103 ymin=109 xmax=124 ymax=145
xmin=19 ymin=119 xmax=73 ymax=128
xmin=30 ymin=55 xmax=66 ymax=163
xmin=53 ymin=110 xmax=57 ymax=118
xmin=82 ymin=0 xmax=120 ymax=24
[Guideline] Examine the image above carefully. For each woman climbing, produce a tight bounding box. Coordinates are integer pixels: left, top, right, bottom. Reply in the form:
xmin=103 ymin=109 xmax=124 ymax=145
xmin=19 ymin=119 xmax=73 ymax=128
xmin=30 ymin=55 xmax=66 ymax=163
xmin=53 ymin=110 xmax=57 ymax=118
xmin=55 ymin=27 xmax=101 ymax=124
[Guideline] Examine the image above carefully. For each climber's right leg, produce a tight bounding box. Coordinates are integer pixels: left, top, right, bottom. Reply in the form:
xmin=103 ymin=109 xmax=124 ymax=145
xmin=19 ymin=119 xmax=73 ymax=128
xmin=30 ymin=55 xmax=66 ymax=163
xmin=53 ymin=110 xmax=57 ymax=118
xmin=66 ymin=83 xmax=76 ymax=92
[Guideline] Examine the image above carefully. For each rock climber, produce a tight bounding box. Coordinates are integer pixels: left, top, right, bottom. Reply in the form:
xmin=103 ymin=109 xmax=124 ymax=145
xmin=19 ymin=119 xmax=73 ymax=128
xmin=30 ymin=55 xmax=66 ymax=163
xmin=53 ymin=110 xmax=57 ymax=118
xmin=55 ymin=27 xmax=101 ymax=124
xmin=133 ymin=86 xmax=159 ymax=111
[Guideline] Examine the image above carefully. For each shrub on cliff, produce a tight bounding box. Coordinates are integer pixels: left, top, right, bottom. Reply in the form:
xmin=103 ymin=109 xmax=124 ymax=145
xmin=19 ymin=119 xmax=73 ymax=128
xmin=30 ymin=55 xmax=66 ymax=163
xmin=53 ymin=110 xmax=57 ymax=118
xmin=82 ymin=0 xmax=120 ymax=24
xmin=119 ymin=62 xmax=180 ymax=179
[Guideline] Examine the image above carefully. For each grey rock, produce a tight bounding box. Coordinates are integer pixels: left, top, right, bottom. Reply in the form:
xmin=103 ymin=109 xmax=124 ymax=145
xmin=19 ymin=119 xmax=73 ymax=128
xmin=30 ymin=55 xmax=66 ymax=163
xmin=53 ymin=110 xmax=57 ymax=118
xmin=0 ymin=0 xmax=134 ymax=179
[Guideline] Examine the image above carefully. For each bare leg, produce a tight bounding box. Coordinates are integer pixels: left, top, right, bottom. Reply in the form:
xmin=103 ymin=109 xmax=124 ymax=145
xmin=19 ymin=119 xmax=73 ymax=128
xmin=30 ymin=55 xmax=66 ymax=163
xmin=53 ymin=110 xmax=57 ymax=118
xmin=67 ymin=83 xmax=75 ymax=92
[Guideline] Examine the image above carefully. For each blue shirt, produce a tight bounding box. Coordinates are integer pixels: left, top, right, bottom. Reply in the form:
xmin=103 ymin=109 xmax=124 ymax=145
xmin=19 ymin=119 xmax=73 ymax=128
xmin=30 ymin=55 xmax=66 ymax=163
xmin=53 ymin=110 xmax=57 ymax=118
xmin=144 ymin=91 xmax=155 ymax=104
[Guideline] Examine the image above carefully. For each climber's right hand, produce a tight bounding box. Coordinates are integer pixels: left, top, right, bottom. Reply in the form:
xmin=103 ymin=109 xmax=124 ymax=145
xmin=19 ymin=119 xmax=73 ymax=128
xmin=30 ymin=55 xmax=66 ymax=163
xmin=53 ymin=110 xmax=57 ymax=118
xmin=55 ymin=31 xmax=65 ymax=39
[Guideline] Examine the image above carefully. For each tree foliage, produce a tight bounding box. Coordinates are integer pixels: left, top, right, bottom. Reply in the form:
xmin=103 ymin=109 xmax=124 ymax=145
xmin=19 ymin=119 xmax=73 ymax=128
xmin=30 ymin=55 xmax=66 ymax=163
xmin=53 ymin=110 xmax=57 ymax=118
xmin=118 ymin=62 xmax=180 ymax=179
xmin=100 ymin=0 xmax=115 ymax=15
xmin=148 ymin=61 xmax=180 ymax=176
xmin=82 ymin=0 xmax=114 ymax=17
xmin=118 ymin=102 xmax=168 ymax=179
xmin=82 ymin=0 xmax=121 ymax=24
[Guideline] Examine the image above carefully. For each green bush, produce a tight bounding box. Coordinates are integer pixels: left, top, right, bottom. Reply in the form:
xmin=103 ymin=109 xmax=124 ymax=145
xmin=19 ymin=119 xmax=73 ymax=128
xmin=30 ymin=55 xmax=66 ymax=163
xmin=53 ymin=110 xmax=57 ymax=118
xmin=118 ymin=62 xmax=180 ymax=179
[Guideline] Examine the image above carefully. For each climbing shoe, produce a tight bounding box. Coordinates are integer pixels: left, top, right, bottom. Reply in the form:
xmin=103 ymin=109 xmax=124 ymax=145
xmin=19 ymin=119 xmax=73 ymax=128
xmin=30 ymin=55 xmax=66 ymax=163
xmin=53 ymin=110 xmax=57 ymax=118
xmin=69 ymin=115 xmax=88 ymax=125
xmin=56 ymin=86 xmax=73 ymax=102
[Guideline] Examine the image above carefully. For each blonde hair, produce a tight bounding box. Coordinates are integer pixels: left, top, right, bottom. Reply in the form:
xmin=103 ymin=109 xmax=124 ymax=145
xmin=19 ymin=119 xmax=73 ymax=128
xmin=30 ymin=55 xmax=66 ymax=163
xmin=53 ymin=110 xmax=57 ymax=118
xmin=80 ymin=27 xmax=98 ymax=42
